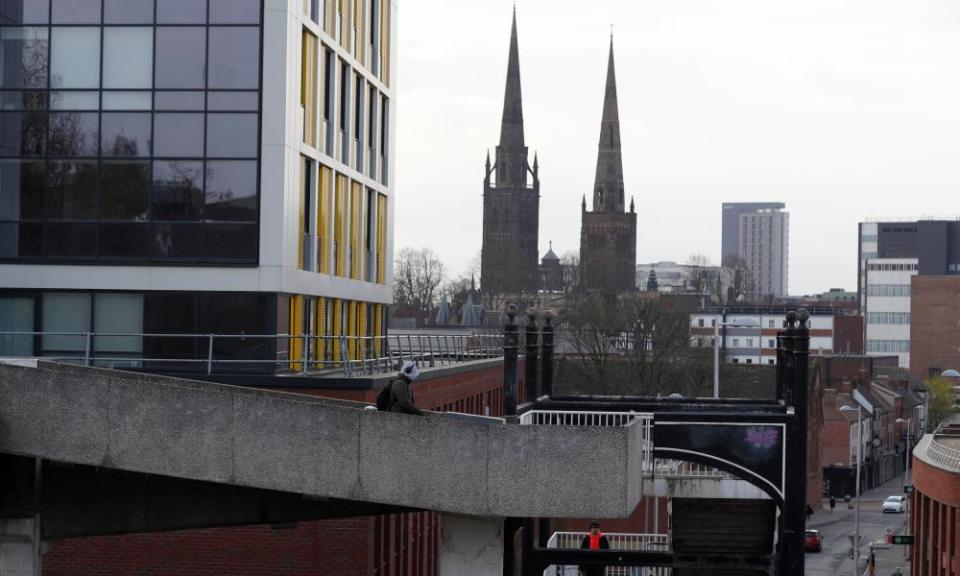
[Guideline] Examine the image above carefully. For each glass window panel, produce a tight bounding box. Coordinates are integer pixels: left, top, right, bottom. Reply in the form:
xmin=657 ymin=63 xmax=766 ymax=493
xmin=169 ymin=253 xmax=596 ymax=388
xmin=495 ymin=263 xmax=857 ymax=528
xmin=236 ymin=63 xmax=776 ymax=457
xmin=208 ymin=27 xmax=260 ymax=89
xmin=100 ymin=161 xmax=149 ymax=220
xmin=50 ymin=27 xmax=100 ymax=89
xmin=46 ymin=222 xmax=95 ymax=257
xmin=206 ymin=113 xmax=257 ymax=158
xmin=0 ymin=160 xmax=44 ymax=219
xmin=47 ymin=160 xmax=96 ymax=219
xmin=48 ymin=112 xmax=98 ymax=156
xmin=151 ymin=222 xmax=201 ymax=259
xmin=50 ymin=91 xmax=99 ymax=110
xmin=0 ymin=0 xmax=49 ymax=24
xmin=102 ymin=92 xmax=151 ymax=111
xmin=209 ymin=0 xmax=259 ymax=24
xmin=98 ymin=223 xmax=148 ymax=260
xmin=0 ymin=221 xmax=16 ymax=256
xmin=207 ymin=92 xmax=259 ymax=111
xmin=18 ymin=221 xmax=42 ymax=256
xmin=51 ymin=0 xmax=101 ymax=23
xmin=93 ymin=293 xmax=144 ymax=355
xmin=101 ymin=112 xmax=150 ymax=157
xmin=154 ymin=91 xmax=204 ymax=111
xmin=0 ymin=295 xmax=35 ymax=356
xmin=104 ymin=0 xmax=153 ymax=24
xmin=0 ymin=27 xmax=48 ymax=89
xmin=103 ymin=28 xmax=153 ymax=89
xmin=1 ymin=91 xmax=47 ymax=111
xmin=0 ymin=112 xmax=46 ymax=155
xmin=153 ymin=113 xmax=203 ymax=158
xmin=204 ymin=161 xmax=256 ymax=222
xmin=41 ymin=292 xmax=91 ymax=353
xmin=154 ymin=28 xmax=205 ymax=89
xmin=151 ymin=160 xmax=203 ymax=220
xmin=156 ymin=0 xmax=205 ymax=24
xmin=205 ymin=223 xmax=255 ymax=261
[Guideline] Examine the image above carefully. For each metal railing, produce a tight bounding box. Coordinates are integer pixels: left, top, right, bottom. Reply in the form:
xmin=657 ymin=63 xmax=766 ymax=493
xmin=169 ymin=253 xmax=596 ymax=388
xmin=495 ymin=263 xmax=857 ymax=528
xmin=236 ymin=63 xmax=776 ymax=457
xmin=544 ymin=532 xmax=670 ymax=576
xmin=0 ymin=331 xmax=504 ymax=377
xmin=653 ymin=460 xmax=733 ymax=479
xmin=927 ymin=424 xmax=960 ymax=472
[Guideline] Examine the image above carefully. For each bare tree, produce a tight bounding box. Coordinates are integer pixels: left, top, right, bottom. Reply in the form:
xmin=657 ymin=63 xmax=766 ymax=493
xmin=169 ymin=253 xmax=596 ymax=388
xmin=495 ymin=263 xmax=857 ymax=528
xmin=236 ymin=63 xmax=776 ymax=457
xmin=560 ymin=250 xmax=581 ymax=293
xmin=725 ymin=255 xmax=755 ymax=303
xmin=686 ymin=253 xmax=712 ymax=294
xmin=560 ymin=292 xmax=625 ymax=393
xmin=394 ymin=247 xmax=447 ymax=321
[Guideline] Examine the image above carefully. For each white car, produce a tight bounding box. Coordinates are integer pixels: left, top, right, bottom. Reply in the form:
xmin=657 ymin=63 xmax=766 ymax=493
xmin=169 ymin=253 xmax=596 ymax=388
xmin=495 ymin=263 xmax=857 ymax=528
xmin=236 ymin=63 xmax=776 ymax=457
xmin=882 ymin=496 xmax=906 ymax=513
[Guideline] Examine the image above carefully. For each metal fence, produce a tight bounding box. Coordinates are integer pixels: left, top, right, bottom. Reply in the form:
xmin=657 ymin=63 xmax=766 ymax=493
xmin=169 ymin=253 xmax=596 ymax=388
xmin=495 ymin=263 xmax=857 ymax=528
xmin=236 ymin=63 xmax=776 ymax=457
xmin=544 ymin=532 xmax=670 ymax=576
xmin=927 ymin=424 xmax=960 ymax=473
xmin=0 ymin=330 xmax=504 ymax=377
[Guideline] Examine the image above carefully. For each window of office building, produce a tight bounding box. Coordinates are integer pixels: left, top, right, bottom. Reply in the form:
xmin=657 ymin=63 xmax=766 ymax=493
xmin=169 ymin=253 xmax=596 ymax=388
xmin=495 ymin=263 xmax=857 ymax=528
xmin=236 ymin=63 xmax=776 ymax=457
xmin=0 ymin=1 xmax=263 ymax=264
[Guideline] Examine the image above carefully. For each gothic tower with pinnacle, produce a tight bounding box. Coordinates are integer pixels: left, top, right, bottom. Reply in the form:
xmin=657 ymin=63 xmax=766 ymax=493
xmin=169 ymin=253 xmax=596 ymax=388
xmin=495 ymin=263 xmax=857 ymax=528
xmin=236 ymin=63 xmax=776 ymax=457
xmin=481 ymin=9 xmax=540 ymax=307
xmin=580 ymin=36 xmax=637 ymax=293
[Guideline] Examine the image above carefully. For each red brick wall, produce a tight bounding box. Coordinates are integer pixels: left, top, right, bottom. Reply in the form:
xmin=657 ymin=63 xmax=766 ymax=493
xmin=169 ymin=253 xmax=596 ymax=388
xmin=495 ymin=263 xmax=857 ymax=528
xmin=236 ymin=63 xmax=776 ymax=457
xmin=43 ymin=361 xmax=518 ymax=576
xmin=910 ymin=276 xmax=960 ymax=381
xmin=912 ymin=457 xmax=960 ymax=576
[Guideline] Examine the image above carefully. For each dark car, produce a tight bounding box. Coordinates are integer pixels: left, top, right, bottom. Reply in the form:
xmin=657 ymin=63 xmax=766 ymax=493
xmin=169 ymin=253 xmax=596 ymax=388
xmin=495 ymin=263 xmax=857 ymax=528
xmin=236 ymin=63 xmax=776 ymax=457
xmin=805 ymin=529 xmax=823 ymax=552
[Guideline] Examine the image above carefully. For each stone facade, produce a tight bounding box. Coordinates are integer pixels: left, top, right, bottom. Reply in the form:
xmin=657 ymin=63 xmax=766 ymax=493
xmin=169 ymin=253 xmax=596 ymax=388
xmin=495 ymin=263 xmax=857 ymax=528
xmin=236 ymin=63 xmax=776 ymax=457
xmin=481 ymin=11 xmax=540 ymax=305
xmin=579 ymin=38 xmax=636 ymax=294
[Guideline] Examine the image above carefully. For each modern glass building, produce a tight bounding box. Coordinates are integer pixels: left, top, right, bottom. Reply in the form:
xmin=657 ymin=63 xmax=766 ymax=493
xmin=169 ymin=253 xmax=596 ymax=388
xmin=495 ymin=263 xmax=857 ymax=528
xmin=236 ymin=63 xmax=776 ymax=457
xmin=0 ymin=0 xmax=396 ymax=374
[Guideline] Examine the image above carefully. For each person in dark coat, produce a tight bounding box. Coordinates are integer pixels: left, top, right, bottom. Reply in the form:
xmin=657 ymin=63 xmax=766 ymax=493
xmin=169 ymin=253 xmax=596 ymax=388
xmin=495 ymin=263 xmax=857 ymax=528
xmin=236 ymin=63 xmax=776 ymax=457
xmin=389 ymin=361 xmax=424 ymax=415
xmin=579 ymin=521 xmax=610 ymax=576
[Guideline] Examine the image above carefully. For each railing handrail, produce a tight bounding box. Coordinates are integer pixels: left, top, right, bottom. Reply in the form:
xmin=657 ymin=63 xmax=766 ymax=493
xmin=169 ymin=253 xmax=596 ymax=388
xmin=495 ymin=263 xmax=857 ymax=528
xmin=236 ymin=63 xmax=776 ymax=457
xmin=927 ymin=427 xmax=960 ymax=472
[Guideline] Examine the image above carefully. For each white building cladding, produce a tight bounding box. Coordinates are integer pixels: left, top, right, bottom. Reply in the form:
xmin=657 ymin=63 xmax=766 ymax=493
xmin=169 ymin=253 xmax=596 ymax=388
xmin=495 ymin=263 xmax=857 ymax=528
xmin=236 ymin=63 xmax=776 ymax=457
xmin=689 ymin=310 xmax=835 ymax=366
xmin=737 ymin=207 xmax=789 ymax=299
xmin=0 ymin=0 xmax=397 ymax=371
xmin=863 ymin=258 xmax=917 ymax=368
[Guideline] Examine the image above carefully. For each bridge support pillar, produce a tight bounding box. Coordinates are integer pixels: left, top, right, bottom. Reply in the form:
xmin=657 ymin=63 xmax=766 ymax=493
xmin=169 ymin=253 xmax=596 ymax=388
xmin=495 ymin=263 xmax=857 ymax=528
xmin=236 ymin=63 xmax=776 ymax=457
xmin=0 ymin=518 xmax=40 ymax=576
xmin=440 ymin=515 xmax=504 ymax=576
xmin=0 ymin=456 xmax=42 ymax=576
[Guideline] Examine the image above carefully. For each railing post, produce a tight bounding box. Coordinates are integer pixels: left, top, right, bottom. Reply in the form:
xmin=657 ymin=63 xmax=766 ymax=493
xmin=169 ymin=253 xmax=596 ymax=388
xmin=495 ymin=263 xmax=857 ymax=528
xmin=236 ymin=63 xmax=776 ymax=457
xmin=541 ymin=310 xmax=554 ymax=398
xmin=524 ymin=309 xmax=539 ymax=405
xmin=302 ymin=333 xmax=310 ymax=375
xmin=207 ymin=334 xmax=214 ymax=375
xmin=503 ymin=304 xmax=519 ymax=417
xmin=84 ymin=332 xmax=92 ymax=366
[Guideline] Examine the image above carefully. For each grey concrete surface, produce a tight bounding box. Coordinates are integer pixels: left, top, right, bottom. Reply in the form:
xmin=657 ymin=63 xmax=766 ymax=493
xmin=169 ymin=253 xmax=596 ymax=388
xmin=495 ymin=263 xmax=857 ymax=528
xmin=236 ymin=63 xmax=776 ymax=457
xmin=0 ymin=362 xmax=643 ymax=519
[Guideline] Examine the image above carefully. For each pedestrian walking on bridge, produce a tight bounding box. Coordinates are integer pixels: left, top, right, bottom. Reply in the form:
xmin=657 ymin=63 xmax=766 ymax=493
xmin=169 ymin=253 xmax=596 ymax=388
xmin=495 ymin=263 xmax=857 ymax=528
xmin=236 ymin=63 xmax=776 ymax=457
xmin=579 ymin=521 xmax=610 ymax=576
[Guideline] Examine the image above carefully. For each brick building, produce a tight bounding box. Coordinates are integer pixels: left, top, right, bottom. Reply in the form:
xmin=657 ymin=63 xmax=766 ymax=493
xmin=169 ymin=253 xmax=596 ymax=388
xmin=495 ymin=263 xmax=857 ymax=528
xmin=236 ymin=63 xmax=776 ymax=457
xmin=911 ymin=417 xmax=960 ymax=576
xmin=910 ymin=275 xmax=960 ymax=381
xmin=43 ymin=360 xmax=526 ymax=576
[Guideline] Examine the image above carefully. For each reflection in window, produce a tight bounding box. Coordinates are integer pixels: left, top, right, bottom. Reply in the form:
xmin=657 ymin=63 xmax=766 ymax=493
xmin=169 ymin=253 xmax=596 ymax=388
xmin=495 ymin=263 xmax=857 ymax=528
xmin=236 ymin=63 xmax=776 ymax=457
xmin=48 ymin=112 xmax=98 ymax=156
xmin=0 ymin=91 xmax=47 ymax=110
xmin=103 ymin=28 xmax=153 ymax=89
xmin=51 ymin=0 xmax=101 ymax=24
xmin=50 ymin=91 xmax=99 ymax=110
xmin=205 ymin=223 xmax=256 ymax=260
xmin=156 ymin=0 xmax=206 ymax=24
xmin=151 ymin=223 xmax=201 ymax=259
xmin=103 ymin=0 xmax=153 ymax=24
xmin=101 ymin=113 xmax=151 ymax=157
xmin=209 ymin=0 xmax=260 ymax=24
xmin=102 ymin=92 xmax=151 ymax=111
xmin=154 ymin=91 xmax=205 ymax=111
xmin=100 ymin=161 xmax=149 ymax=220
xmin=98 ymin=223 xmax=148 ymax=258
xmin=204 ymin=161 xmax=256 ymax=222
xmin=155 ymin=27 xmax=206 ymax=89
xmin=0 ymin=27 xmax=49 ymax=89
xmin=0 ymin=0 xmax=50 ymax=24
xmin=151 ymin=160 xmax=203 ymax=221
xmin=0 ymin=112 xmax=46 ymax=155
xmin=0 ymin=160 xmax=44 ymax=219
xmin=153 ymin=113 xmax=204 ymax=157
xmin=18 ymin=221 xmax=43 ymax=256
xmin=47 ymin=222 xmax=95 ymax=257
xmin=48 ymin=160 xmax=96 ymax=219
xmin=50 ymin=27 xmax=100 ymax=89
xmin=206 ymin=114 xmax=257 ymax=158
xmin=208 ymin=27 xmax=260 ymax=89
xmin=207 ymin=92 xmax=259 ymax=111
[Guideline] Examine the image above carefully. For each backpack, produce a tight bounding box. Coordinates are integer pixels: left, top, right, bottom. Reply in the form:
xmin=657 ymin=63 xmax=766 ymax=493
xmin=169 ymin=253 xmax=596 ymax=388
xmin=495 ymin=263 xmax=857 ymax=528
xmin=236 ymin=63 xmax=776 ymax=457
xmin=375 ymin=379 xmax=395 ymax=411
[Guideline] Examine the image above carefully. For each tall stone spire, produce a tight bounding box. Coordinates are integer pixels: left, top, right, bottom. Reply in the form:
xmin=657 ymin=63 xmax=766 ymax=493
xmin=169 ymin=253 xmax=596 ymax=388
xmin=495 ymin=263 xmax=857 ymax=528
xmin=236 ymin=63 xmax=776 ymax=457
xmin=591 ymin=34 xmax=624 ymax=213
xmin=495 ymin=7 xmax=528 ymax=188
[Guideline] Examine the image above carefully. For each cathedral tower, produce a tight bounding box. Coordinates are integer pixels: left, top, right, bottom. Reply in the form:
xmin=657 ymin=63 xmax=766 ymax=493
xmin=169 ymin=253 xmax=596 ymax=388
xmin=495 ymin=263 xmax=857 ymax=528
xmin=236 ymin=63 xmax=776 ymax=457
xmin=480 ymin=9 xmax=540 ymax=306
xmin=579 ymin=36 xmax=637 ymax=293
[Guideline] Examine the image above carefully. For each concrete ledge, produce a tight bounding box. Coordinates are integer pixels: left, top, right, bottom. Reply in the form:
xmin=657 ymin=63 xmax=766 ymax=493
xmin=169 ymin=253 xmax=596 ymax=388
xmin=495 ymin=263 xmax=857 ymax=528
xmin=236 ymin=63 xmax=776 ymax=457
xmin=0 ymin=362 xmax=641 ymax=518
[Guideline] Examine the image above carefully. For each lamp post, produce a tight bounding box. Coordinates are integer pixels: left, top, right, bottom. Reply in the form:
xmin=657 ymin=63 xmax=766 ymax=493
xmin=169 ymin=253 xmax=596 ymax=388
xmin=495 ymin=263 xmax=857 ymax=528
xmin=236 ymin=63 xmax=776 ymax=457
xmin=895 ymin=416 xmax=912 ymax=559
xmin=712 ymin=316 xmax=760 ymax=398
xmin=841 ymin=404 xmax=863 ymax=576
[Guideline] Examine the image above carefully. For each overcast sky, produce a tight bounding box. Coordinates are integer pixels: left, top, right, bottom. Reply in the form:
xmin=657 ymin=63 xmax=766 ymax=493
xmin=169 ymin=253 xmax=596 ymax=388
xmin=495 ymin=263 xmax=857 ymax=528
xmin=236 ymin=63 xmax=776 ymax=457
xmin=394 ymin=0 xmax=960 ymax=296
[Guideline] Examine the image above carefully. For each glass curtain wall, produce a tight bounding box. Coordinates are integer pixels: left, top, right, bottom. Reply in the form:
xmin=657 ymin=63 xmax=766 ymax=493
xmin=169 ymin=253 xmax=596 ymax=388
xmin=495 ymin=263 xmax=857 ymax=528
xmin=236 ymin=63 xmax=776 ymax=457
xmin=0 ymin=0 xmax=262 ymax=263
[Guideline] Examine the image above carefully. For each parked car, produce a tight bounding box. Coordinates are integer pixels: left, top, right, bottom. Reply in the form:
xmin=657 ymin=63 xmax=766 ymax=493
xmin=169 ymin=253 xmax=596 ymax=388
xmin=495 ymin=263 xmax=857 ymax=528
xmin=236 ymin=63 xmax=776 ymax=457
xmin=882 ymin=496 xmax=906 ymax=513
xmin=805 ymin=529 xmax=823 ymax=552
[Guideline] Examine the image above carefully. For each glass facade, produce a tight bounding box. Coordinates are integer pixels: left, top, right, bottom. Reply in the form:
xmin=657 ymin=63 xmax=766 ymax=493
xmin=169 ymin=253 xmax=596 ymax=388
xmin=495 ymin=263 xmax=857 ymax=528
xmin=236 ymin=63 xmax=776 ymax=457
xmin=0 ymin=0 xmax=262 ymax=263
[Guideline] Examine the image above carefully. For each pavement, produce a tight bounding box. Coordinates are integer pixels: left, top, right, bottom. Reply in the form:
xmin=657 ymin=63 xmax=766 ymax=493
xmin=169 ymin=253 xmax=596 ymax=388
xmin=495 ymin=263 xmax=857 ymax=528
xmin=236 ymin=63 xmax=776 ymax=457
xmin=806 ymin=474 xmax=912 ymax=576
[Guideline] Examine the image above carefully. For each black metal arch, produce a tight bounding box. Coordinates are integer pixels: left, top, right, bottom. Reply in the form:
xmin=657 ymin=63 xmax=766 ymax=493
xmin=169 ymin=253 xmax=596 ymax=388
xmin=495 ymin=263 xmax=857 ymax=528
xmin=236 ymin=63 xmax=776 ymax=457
xmin=652 ymin=447 xmax=784 ymax=506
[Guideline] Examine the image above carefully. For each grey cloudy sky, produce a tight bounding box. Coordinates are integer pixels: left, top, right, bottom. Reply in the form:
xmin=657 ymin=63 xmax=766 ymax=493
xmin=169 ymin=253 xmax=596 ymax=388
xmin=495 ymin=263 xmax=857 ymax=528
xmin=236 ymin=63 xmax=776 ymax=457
xmin=394 ymin=0 xmax=960 ymax=295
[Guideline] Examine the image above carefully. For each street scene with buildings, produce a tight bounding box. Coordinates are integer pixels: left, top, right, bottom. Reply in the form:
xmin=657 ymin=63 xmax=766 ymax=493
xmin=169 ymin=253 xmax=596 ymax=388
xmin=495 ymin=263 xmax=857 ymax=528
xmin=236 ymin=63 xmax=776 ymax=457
xmin=1 ymin=0 xmax=960 ymax=575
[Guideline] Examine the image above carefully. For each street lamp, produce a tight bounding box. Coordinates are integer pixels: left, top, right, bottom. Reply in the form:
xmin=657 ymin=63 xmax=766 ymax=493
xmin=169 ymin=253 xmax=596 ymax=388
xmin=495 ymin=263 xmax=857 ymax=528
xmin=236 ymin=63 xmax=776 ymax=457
xmin=713 ymin=316 xmax=760 ymax=398
xmin=895 ymin=416 xmax=912 ymax=559
xmin=841 ymin=404 xmax=863 ymax=576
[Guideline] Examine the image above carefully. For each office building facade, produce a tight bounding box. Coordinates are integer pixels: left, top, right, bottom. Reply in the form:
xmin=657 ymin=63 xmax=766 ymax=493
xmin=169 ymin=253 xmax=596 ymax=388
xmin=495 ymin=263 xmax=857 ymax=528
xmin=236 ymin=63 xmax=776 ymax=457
xmin=720 ymin=202 xmax=785 ymax=266
xmin=0 ymin=0 xmax=395 ymax=372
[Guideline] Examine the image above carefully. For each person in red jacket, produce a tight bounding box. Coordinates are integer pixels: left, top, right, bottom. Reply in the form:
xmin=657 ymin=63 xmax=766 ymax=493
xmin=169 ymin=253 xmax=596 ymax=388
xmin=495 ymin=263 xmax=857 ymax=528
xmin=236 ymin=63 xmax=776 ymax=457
xmin=579 ymin=521 xmax=610 ymax=576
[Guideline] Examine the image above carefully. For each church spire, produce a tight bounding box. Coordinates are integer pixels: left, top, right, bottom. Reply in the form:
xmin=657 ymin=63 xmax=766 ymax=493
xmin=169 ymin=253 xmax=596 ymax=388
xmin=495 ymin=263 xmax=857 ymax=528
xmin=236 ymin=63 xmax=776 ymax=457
xmin=494 ymin=8 xmax=528 ymax=188
xmin=591 ymin=34 xmax=624 ymax=213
